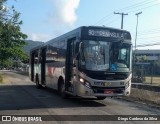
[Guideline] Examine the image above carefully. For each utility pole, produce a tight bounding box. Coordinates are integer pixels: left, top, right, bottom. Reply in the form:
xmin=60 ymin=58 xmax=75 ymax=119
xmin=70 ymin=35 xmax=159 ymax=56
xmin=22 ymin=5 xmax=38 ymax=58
xmin=135 ymin=11 xmax=142 ymax=50
xmin=114 ymin=12 xmax=128 ymax=29
xmin=134 ymin=11 xmax=142 ymax=82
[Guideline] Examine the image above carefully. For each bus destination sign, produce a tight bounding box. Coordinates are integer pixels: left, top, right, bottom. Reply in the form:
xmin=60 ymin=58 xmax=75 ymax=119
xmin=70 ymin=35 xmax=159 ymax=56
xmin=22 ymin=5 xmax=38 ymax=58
xmin=88 ymin=29 xmax=125 ymax=38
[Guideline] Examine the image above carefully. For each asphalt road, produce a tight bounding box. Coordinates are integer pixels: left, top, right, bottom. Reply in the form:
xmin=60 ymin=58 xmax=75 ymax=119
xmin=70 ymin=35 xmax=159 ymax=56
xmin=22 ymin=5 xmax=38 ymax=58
xmin=0 ymin=71 xmax=160 ymax=124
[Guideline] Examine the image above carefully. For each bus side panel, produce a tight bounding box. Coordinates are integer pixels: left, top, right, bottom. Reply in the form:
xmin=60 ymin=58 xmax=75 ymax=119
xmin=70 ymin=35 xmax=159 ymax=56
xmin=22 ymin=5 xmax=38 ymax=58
xmin=45 ymin=45 xmax=66 ymax=90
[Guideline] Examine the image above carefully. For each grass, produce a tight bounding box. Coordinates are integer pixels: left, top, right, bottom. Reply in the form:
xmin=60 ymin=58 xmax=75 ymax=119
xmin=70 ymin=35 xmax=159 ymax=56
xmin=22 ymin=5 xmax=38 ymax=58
xmin=0 ymin=74 xmax=3 ymax=83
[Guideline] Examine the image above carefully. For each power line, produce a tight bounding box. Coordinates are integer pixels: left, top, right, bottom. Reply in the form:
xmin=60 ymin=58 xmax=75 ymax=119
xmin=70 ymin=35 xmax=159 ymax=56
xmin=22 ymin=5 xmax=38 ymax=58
xmin=132 ymin=31 xmax=160 ymax=37
xmin=138 ymin=35 xmax=160 ymax=39
xmin=128 ymin=3 xmax=160 ymax=13
xmin=137 ymin=41 xmax=160 ymax=45
xmin=135 ymin=40 xmax=160 ymax=44
xmin=131 ymin=28 xmax=160 ymax=36
xmin=118 ymin=0 xmax=156 ymax=12
xmin=138 ymin=29 xmax=160 ymax=35
xmin=94 ymin=0 xmax=157 ymax=25
xmin=94 ymin=13 xmax=113 ymax=25
xmin=105 ymin=16 xmax=119 ymax=26
xmin=134 ymin=42 xmax=160 ymax=47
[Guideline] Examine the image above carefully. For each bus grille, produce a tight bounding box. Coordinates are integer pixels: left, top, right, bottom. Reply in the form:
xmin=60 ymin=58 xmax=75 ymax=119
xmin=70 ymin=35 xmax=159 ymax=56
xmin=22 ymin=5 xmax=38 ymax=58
xmin=88 ymin=74 xmax=128 ymax=80
xmin=92 ymin=86 xmax=125 ymax=94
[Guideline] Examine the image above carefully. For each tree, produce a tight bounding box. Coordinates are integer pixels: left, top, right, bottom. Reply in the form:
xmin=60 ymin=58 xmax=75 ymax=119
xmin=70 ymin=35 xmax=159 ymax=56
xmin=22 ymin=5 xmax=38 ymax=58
xmin=0 ymin=0 xmax=28 ymax=67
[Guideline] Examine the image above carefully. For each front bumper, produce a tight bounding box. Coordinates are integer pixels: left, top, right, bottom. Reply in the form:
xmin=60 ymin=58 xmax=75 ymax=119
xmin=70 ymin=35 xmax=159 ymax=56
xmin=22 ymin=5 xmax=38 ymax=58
xmin=76 ymin=82 xmax=131 ymax=97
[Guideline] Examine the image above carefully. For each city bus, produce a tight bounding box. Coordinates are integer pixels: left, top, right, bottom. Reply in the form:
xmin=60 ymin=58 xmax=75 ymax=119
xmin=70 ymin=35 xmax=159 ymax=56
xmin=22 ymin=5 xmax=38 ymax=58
xmin=29 ymin=26 xmax=132 ymax=100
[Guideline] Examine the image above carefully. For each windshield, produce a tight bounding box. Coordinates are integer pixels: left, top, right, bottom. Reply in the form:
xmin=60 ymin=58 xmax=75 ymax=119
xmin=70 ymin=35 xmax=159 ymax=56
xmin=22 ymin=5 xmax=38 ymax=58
xmin=110 ymin=42 xmax=131 ymax=72
xmin=79 ymin=40 xmax=110 ymax=71
xmin=79 ymin=40 xmax=132 ymax=72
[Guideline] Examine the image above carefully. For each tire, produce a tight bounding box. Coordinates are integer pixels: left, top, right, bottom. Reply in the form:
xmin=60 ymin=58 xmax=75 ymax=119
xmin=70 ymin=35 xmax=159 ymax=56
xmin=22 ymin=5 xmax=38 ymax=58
xmin=96 ymin=97 xmax=106 ymax=100
xmin=59 ymin=82 xmax=68 ymax=99
xmin=35 ymin=75 xmax=41 ymax=89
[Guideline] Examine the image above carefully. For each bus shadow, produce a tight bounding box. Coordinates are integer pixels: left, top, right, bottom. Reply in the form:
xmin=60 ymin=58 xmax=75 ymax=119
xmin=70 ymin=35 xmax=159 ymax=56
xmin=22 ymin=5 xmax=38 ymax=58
xmin=0 ymin=84 xmax=106 ymax=111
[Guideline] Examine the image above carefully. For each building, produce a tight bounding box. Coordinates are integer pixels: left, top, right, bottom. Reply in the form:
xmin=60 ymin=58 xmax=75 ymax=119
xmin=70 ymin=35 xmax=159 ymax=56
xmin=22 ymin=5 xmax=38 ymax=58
xmin=134 ymin=49 xmax=160 ymax=63
xmin=133 ymin=49 xmax=160 ymax=76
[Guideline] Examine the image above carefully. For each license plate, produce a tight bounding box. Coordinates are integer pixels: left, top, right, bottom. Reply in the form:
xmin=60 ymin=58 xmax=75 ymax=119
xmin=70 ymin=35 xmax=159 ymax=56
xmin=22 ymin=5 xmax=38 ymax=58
xmin=104 ymin=90 xmax=113 ymax=94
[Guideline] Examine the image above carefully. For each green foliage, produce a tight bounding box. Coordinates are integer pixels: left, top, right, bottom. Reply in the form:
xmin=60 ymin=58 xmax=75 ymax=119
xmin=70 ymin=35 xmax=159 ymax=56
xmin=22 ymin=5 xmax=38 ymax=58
xmin=0 ymin=59 xmax=12 ymax=67
xmin=0 ymin=74 xmax=3 ymax=83
xmin=21 ymin=54 xmax=29 ymax=63
xmin=0 ymin=0 xmax=28 ymax=67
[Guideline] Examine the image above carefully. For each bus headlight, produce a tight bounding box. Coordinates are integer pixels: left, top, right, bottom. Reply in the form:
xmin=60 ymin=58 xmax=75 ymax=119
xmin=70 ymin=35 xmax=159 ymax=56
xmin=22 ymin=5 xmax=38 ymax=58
xmin=79 ymin=77 xmax=91 ymax=89
xmin=80 ymin=78 xmax=84 ymax=84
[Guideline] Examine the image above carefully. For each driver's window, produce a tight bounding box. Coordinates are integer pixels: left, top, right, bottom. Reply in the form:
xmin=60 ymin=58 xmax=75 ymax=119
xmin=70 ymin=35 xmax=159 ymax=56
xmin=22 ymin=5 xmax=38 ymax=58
xmin=79 ymin=45 xmax=85 ymax=68
xmin=119 ymin=49 xmax=127 ymax=61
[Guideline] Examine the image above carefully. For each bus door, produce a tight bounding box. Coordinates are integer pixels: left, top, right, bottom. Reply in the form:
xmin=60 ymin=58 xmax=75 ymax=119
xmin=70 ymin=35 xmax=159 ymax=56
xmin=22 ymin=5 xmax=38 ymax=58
xmin=30 ymin=52 xmax=34 ymax=82
xmin=65 ymin=38 xmax=76 ymax=92
xmin=41 ymin=48 xmax=46 ymax=85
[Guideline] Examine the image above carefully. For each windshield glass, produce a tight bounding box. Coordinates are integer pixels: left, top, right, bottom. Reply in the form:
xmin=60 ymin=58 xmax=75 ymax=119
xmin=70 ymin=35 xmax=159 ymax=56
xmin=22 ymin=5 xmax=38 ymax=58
xmin=79 ymin=40 xmax=132 ymax=72
xmin=110 ymin=42 xmax=131 ymax=72
xmin=79 ymin=40 xmax=110 ymax=71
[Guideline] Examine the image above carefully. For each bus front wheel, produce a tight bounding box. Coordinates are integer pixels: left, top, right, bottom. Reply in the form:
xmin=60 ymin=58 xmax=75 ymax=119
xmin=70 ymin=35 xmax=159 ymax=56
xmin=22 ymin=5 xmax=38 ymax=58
xmin=59 ymin=82 xmax=68 ymax=99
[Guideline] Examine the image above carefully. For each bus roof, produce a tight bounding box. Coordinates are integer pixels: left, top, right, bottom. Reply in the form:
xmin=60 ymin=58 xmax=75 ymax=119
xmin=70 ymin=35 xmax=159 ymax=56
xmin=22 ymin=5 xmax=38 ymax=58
xmin=30 ymin=26 xmax=131 ymax=52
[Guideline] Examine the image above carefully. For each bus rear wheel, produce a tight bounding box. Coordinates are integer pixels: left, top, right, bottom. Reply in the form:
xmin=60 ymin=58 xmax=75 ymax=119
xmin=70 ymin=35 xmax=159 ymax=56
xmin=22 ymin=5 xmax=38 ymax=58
xmin=35 ymin=75 xmax=41 ymax=89
xmin=96 ymin=97 xmax=106 ymax=100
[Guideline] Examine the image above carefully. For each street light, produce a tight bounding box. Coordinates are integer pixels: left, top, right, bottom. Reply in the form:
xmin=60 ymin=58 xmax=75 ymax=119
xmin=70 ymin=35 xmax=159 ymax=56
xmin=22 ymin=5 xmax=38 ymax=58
xmin=133 ymin=11 xmax=142 ymax=80
xmin=135 ymin=11 xmax=142 ymax=50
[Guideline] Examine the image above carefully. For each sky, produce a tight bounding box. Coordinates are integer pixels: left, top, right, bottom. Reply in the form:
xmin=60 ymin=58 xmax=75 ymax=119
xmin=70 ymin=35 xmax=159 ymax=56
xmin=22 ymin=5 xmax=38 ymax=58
xmin=6 ymin=0 xmax=160 ymax=50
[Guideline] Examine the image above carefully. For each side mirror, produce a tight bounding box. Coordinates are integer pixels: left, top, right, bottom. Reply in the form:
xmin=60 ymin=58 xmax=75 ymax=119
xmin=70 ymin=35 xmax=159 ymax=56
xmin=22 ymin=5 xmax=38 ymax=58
xmin=75 ymin=42 xmax=83 ymax=52
xmin=75 ymin=42 xmax=80 ymax=54
xmin=79 ymin=42 xmax=83 ymax=52
xmin=75 ymin=42 xmax=83 ymax=60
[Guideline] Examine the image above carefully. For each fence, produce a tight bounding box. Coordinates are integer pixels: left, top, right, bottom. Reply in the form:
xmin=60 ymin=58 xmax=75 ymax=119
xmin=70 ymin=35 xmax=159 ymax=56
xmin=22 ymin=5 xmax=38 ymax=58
xmin=132 ymin=64 xmax=160 ymax=86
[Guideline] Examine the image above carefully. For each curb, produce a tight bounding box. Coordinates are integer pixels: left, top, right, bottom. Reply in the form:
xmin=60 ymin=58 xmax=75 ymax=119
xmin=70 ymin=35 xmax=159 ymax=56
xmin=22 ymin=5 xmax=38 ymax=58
xmin=118 ymin=96 xmax=160 ymax=110
xmin=132 ymin=83 xmax=160 ymax=92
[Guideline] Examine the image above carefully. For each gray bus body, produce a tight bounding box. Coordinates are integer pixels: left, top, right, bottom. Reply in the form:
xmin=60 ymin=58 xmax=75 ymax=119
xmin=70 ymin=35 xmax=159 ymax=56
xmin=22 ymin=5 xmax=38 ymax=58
xmin=29 ymin=26 xmax=132 ymax=99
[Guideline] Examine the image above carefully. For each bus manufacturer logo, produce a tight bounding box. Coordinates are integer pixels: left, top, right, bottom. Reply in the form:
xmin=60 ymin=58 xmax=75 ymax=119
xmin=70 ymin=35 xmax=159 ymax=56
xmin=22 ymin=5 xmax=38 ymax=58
xmin=94 ymin=82 xmax=103 ymax=86
xmin=104 ymin=82 xmax=111 ymax=86
xmin=94 ymin=82 xmax=111 ymax=86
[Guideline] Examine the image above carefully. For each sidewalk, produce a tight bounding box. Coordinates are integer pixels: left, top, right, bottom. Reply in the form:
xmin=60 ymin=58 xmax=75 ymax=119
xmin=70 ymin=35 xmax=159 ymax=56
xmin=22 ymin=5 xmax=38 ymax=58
xmin=128 ymin=82 xmax=160 ymax=106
